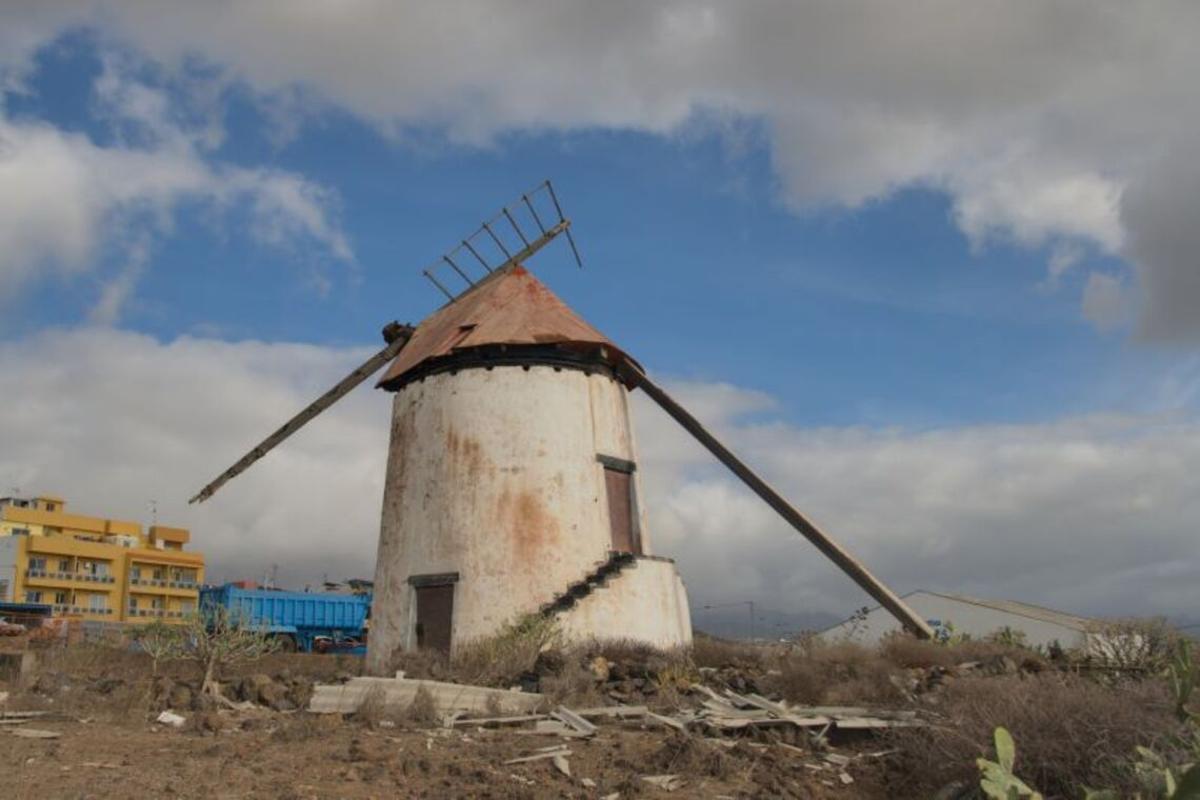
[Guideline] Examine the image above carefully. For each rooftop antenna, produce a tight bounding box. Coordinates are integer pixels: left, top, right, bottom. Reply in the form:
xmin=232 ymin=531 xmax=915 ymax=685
xmin=147 ymin=499 xmax=158 ymax=526
xmin=420 ymin=179 xmax=581 ymax=304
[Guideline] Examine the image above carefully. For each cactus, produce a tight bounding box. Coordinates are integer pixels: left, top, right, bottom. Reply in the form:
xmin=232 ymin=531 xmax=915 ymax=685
xmin=977 ymin=727 xmax=1044 ymax=800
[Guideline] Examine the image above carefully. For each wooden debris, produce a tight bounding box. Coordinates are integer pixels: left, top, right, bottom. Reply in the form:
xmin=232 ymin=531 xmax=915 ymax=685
xmin=10 ymin=728 xmax=61 ymax=739
xmin=504 ymin=747 xmax=572 ymax=765
xmin=448 ymin=713 xmax=546 ymax=728
xmin=0 ymin=710 xmax=49 ymax=719
xmin=642 ymin=774 xmax=685 ymax=791
xmin=574 ymin=704 xmax=648 ymax=719
xmin=646 ymin=711 xmax=688 ymax=732
xmin=551 ymin=754 xmax=571 ymax=777
xmin=551 ymin=706 xmax=598 ymax=736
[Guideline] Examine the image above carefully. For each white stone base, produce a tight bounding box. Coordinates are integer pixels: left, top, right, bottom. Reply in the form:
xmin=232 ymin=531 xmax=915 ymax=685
xmin=555 ymin=556 xmax=693 ymax=650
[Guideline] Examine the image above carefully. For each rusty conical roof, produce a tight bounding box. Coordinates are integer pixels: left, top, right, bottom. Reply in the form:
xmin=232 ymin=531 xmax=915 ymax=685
xmin=377 ymin=266 xmax=631 ymax=389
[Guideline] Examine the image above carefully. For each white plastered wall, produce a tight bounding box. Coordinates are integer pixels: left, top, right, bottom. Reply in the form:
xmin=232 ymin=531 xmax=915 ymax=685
xmin=366 ymin=364 xmax=691 ymax=673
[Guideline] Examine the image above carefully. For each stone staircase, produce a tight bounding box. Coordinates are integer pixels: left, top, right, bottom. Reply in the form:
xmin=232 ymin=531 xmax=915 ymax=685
xmin=538 ymin=551 xmax=637 ymax=617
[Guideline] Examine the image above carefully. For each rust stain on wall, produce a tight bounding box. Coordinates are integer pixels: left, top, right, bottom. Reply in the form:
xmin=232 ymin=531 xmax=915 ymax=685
xmin=444 ymin=425 xmax=486 ymax=483
xmin=497 ymin=486 xmax=558 ymax=565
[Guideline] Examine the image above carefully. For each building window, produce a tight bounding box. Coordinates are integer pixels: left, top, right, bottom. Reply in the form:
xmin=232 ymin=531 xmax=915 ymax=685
xmin=88 ymin=594 xmax=106 ymax=612
xmin=28 ymin=556 xmax=46 ymax=572
xmin=25 ymin=591 xmax=43 ymax=603
xmin=130 ymin=565 xmax=141 ymax=581
xmin=54 ymin=591 xmax=68 ymax=605
xmin=179 ymin=600 xmax=195 ymax=615
xmin=45 ymin=502 xmax=57 ymax=512
xmin=57 ymin=559 xmax=71 ymax=573
xmin=150 ymin=597 xmax=165 ymax=610
xmin=128 ymin=596 xmax=138 ymax=610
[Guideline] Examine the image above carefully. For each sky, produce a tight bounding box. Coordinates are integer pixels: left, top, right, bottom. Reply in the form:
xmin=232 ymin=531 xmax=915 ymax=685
xmin=1 ymin=2 xmax=1198 ymax=630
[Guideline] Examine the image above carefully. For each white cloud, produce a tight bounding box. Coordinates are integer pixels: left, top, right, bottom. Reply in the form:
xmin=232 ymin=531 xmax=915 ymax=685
xmin=0 ymin=327 xmax=390 ymax=587
xmin=635 ymin=386 xmax=1200 ymax=622
xmin=1 ymin=327 xmax=1195 ymax=622
xmin=0 ymin=60 xmax=351 ymax=317
xmin=0 ymin=2 xmax=1190 ymax=334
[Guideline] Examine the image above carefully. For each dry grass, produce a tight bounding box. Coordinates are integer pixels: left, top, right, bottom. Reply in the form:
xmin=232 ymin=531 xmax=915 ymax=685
xmin=353 ymin=684 xmax=389 ymax=728
xmin=691 ymin=633 xmax=769 ymax=670
xmin=402 ymin=686 xmax=439 ymax=726
xmin=450 ymin=614 xmax=559 ymax=687
xmin=761 ymin=639 xmax=904 ymax=705
xmin=888 ymin=672 xmax=1189 ymax=798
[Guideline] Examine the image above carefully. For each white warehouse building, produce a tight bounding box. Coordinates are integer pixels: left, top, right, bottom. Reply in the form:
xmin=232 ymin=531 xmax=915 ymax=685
xmin=818 ymin=590 xmax=1096 ymax=650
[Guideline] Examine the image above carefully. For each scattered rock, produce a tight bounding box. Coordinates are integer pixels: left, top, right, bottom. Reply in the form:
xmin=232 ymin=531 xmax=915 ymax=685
xmin=588 ymin=656 xmax=610 ymax=682
xmin=156 ymin=710 xmax=186 ymax=728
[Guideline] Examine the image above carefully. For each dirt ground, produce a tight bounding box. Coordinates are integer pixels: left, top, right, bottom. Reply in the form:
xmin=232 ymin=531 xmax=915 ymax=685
xmin=0 ymin=711 xmax=901 ymax=799
xmin=1 ymin=630 xmax=1191 ymax=799
xmin=0 ymin=645 xmax=906 ymax=799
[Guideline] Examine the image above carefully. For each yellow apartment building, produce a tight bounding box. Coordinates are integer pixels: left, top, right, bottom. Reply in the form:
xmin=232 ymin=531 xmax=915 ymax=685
xmin=0 ymin=495 xmax=205 ymax=623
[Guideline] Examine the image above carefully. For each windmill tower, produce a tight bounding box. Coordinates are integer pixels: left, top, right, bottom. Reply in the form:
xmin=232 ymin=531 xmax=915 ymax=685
xmin=367 ymin=264 xmax=691 ymax=665
xmin=192 ymin=182 xmax=933 ymax=674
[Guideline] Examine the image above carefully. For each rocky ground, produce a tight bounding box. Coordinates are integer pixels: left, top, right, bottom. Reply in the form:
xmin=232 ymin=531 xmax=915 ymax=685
xmin=0 ymin=633 xmax=1192 ymax=799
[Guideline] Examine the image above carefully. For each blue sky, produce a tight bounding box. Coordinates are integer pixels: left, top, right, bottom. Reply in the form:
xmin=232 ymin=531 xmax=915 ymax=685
xmin=1 ymin=5 xmax=1197 ymax=625
xmin=4 ymin=32 xmax=1167 ymax=429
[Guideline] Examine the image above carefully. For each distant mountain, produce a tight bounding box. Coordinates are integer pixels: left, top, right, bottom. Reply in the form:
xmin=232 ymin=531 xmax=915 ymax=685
xmin=691 ymin=606 xmax=840 ymax=641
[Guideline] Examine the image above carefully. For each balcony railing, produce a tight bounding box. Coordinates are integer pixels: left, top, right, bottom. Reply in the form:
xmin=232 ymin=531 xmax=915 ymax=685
xmin=129 ymin=608 xmax=167 ymax=618
xmin=53 ymin=605 xmax=113 ymax=615
xmin=130 ymin=577 xmax=198 ymax=590
xmin=26 ymin=569 xmax=114 ymax=583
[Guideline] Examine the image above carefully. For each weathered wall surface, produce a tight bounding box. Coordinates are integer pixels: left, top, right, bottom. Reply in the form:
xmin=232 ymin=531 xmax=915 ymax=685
xmin=818 ymin=591 xmax=1088 ymax=650
xmin=367 ymin=365 xmax=683 ymax=673
xmin=557 ymin=556 xmax=692 ymax=649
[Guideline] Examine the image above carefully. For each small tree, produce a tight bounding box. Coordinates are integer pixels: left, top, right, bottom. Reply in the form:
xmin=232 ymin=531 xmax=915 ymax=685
xmin=129 ymin=620 xmax=185 ymax=676
xmin=178 ymin=607 xmax=281 ymax=703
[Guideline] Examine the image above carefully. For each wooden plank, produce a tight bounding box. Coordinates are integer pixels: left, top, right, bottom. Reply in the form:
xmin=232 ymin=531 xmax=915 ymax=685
xmin=0 ymin=711 xmax=50 ymax=719
xmin=190 ymin=327 xmax=413 ymax=504
xmin=626 ymin=363 xmax=934 ymax=639
xmin=646 ymin=711 xmax=688 ymax=732
xmin=573 ymin=705 xmax=648 ymax=719
xmin=504 ymin=747 xmax=572 ymax=765
xmin=551 ymin=706 xmax=597 ymax=736
xmin=449 ymin=714 xmax=546 ymax=728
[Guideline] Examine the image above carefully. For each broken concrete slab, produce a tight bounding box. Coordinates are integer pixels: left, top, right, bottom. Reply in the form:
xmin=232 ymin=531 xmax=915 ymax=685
xmin=309 ymin=676 xmax=543 ymax=715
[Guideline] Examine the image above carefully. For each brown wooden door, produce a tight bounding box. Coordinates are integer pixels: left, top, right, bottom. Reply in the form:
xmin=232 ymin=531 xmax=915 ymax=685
xmin=604 ymin=467 xmax=641 ymax=554
xmin=414 ymin=584 xmax=454 ymax=655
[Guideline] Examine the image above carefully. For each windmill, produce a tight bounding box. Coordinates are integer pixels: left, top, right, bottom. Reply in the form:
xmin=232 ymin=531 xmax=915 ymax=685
xmin=191 ymin=181 xmax=932 ymax=670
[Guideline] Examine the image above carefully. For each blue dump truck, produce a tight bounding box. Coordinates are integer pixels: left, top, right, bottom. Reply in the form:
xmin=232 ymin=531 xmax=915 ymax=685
xmin=199 ymin=584 xmax=372 ymax=654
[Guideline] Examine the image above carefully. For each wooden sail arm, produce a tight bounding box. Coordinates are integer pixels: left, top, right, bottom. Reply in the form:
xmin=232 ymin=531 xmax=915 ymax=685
xmin=619 ymin=358 xmax=934 ymax=640
xmin=189 ymin=322 xmax=415 ymax=505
